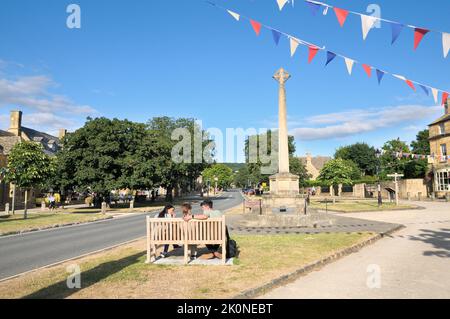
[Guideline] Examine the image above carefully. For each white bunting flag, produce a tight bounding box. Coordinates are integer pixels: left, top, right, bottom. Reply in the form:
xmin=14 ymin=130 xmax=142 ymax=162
xmin=227 ymin=10 xmax=240 ymax=21
xmin=431 ymin=88 xmax=439 ymax=104
xmin=361 ymin=15 xmax=378 ymax=40
xmin=277 ymin=0 xmax=289 ymax=11
xmin=443 ymin=33 xmax=450 ymax=58
xmin=290 ymin=37 xmax=300 ymax=57
xmin=344 ymin=58 xmax=355 ymax=75
xmin=393 ymin=74 xmax=406 ymax=81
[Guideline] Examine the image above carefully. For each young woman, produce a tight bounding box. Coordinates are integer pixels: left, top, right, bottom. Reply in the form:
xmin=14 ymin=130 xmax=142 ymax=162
xmin=158 ymin=204 xmax=178 ymax=258
xmin=182 ymin=203 xmax=197 ymax=260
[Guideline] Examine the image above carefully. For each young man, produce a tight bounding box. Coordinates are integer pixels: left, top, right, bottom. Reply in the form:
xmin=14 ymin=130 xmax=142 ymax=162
xmin=184 ymin=200 xmax=223 ymax=259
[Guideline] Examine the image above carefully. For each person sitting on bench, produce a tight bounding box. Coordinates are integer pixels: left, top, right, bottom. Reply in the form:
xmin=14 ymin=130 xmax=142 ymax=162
xmin=183 ymin=200 xmax=223 ymax=259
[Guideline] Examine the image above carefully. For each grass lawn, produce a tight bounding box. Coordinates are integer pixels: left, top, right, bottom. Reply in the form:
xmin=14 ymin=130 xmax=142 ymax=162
xmin=0 ymin=213 xmax=109 ymax=236
xmin=310 ymin=200 xmax=416 ymax=212
xmin=0 ymin=232 xmax=374 ymax=299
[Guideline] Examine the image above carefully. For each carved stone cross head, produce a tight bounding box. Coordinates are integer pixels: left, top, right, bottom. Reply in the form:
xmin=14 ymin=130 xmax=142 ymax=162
xmin=273 ymin=68 xmax=291 ymax=85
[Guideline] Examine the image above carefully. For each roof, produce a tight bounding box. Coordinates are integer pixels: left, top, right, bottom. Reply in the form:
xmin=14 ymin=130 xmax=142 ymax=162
xmin=0 ymin=128 xmax=61 ymax=155
xmin=21 ymin=127 xmax=61 ymax=155
xmin=429 ymin=114 xmax=450 ymax=126
xmin=299 ymin=156 xmax=332 ymax=171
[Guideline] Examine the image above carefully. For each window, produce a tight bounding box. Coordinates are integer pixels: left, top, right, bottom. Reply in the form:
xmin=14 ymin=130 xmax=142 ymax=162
xmin=441 ymin=144 xmax=448 ymax=157
xmin=436 ymin=171 xmax=450 ymax=191
xmin=439 ymin=123 xmax=445 ymax=135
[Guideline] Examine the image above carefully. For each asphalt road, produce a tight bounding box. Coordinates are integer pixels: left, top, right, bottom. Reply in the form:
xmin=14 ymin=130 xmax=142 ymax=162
xmin=0 ymin=190 xmax=244 ymax=280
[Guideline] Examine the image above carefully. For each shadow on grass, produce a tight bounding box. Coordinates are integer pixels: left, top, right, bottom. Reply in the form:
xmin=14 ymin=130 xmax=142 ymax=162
xmin=409 ymin=228 xmax=450 ymax=258
xmin=23 ymin=251 xmax=146 ymax=299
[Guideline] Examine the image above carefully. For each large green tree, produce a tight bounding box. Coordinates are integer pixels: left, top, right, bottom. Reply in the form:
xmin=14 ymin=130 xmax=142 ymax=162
xmin=147 ymin=117 xmax=212 ymax=201
xmin=406 ymin=129 xmax=430 ymax=179
xmin=290 ymin=157 xmax=312 ymax=187
xmin=202 ymin=164 xmax=234 ymax=189
xmin=334 ymin=143 xmax=377 ymax=176
xmin=54 ymin=117 xmax=158 ymax=202
xmin=318 ymin=158 xmax=361 ymax=187
xmin=380 ymin=138 xmax=410 ymax=178
xmin=5 ymin=142 xmax=55 ymax=219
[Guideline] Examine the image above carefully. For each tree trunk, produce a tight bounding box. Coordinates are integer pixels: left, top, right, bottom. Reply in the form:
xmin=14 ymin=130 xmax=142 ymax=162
xmin=24 ymin=189 xmax=28 ymax=220
xmin=11 ymin=184 xmax=16 ymax=215
xmin=165 ymin=186 xmax=173 ymax=202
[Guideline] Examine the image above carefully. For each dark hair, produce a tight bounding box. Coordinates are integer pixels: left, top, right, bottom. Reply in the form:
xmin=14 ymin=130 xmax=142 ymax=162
xmin=182 ymin=203 xmax=192 ymax=211
xmin=158 ymin=204 xmax=174 ymax=218
xmin=200 ymin=200 xmax=213 ymax=209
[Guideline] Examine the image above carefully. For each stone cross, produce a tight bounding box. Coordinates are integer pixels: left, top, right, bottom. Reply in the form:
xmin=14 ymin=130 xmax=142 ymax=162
xmin=273 ymin=68 xmax=291 ymax=174
xmin=387 ymin=173 xmax=404 ymax=206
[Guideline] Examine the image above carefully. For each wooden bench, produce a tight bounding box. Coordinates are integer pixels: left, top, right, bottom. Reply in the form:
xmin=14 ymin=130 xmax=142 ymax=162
xmin=146 ymin=216 xmax=227 ymax=265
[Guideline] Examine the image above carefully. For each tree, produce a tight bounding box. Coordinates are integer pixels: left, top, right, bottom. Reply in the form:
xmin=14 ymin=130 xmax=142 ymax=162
xmin=54 ymin=117 xmax=158 ymax=203
xmin=244 ymin=130 xmax=296 ymax=186
xmin=289 ymin=157 xmax=311 ymax=187
xmin=334 ymin=143 xmax=377 ymax=176
xmin=147 ymin=117 xmax=213 ymax=202
xmin=380 ymin=138 xmax=410 ymax=178
xmin=411 ymin=129 xmax=430 ymax=154
xmin=318 ymin=159 xmax=361 ymax=187
xmin=202 ymin=164 xmax=234 ymax=189
xmin=406 ymin=130 xmax=430 ymax=179
xmin=5 ymin=142 xmax=55 ymax=219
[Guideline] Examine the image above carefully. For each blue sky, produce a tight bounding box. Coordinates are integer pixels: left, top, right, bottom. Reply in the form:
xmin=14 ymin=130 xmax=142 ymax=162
xmin=0 ymin=0 xmax=449 ymax=162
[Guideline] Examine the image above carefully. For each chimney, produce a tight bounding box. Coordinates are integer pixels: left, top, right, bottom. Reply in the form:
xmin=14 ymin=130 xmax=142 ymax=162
xmin=8 ymin=110 xmax=22 ymax=137
xmin=58 ymin=129 xmax=67 ymax=140
xmin=306 ymin=153 xmax=312 ymax=165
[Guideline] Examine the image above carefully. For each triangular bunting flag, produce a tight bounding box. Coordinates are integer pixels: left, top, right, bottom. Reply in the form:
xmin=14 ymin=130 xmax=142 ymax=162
xmin=277 ymin=0 xmax=289 ymax=11
xmin=227 ymin=10 xmax=240 ymax=21
xmin=334 ymin=8 xmax=349 ymax=27
xmin=376 ymin=69 xmax=385 ymax=85
xmin=390 ymin=22 xmax=404 ymax=45
xmin=406 ymin=79 xmax=416 ymax=91
xmin=306 ymin=2 xmax=321 ymax=16
xmin=443 ymin=33 xmax=450 ymax=58
xmin=325 ymin=51 xmax=337 ymax=66
xmin=419 ymin=85 xmax=429 ymax=96
xmin=361 ymin=15 xmax=378 ymax=40
xmin=290 ymin=37 xmax=300 ymax=57
xmin=250 ymin=20 xmax=262 ymax=36
xmin=308 ymin=46 xmax=319 ymax=63
xmin=362 ymin=64 xmax=372 ymax=77
xmin=442 ymin=92 xmax=449 ymax=106
xmin=414 ymin=28 xmax=430 ymax=50
xmin=344 ymin=58 xmax=355 ymax=75
xmin=272 ymin=30 xmax=281 ymax=46
xmin=431 ymin=88 xmax=439 ymax=104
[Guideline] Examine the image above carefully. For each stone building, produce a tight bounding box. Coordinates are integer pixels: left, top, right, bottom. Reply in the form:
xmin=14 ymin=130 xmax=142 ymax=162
xmin=299 ymin=153 xmax=332 ymax=180
xmin=0 ymin=110 xmax=65 ymax=210
xmin=429 ymin=98 xmax=450 ymax=198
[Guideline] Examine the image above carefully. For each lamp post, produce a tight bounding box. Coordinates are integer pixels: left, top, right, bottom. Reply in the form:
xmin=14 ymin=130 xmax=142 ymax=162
xmin=375 ymin=149 xmax=383 ymax=207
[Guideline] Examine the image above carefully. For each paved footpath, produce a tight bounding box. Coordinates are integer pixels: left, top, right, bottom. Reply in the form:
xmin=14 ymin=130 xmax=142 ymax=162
xmin=261 ymin=201 xmax=450 ymax=299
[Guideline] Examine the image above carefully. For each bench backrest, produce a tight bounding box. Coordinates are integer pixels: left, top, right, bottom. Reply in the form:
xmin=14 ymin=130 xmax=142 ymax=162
xmin=147 ymin=216 xmax=226 ymax=245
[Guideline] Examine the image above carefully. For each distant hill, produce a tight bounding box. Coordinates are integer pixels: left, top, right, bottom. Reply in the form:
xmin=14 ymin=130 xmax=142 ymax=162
xmin=221 ymin=163 xmax=246 ymax=172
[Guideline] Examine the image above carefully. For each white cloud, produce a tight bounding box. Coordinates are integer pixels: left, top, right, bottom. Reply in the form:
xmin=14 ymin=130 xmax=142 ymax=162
xmin=290 ymin=105 xmax=442 ymax=141
xmin=0 ymin=75 xmax=97 ymax=115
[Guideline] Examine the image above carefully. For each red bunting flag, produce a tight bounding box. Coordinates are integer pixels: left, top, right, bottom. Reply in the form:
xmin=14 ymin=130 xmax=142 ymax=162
xmin=362 ymin=64 xmax=372 ymax=78
xmin=414 ymin=28 xmax=430 ymax=50
xmin=250 ymin=20 xmax=262 ymax=36
xmin=442 ymin=92 xmax=449 ymax=106
xmin=334 ymin=8 xmax=349 ymax=27
xmin=406 ymin=79 xmax=416 ymax=91
xmin=308 ymin=46 xmax=319 ymax=63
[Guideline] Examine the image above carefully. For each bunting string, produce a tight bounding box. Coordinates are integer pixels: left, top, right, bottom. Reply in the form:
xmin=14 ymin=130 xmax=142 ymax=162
xmin=279 ymin=0 xmax=450 ymax=58
xmin=381 ymin=150 xmax=450 ymax=163
xmin=207 ymin=2 xmax=449 ymax=105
